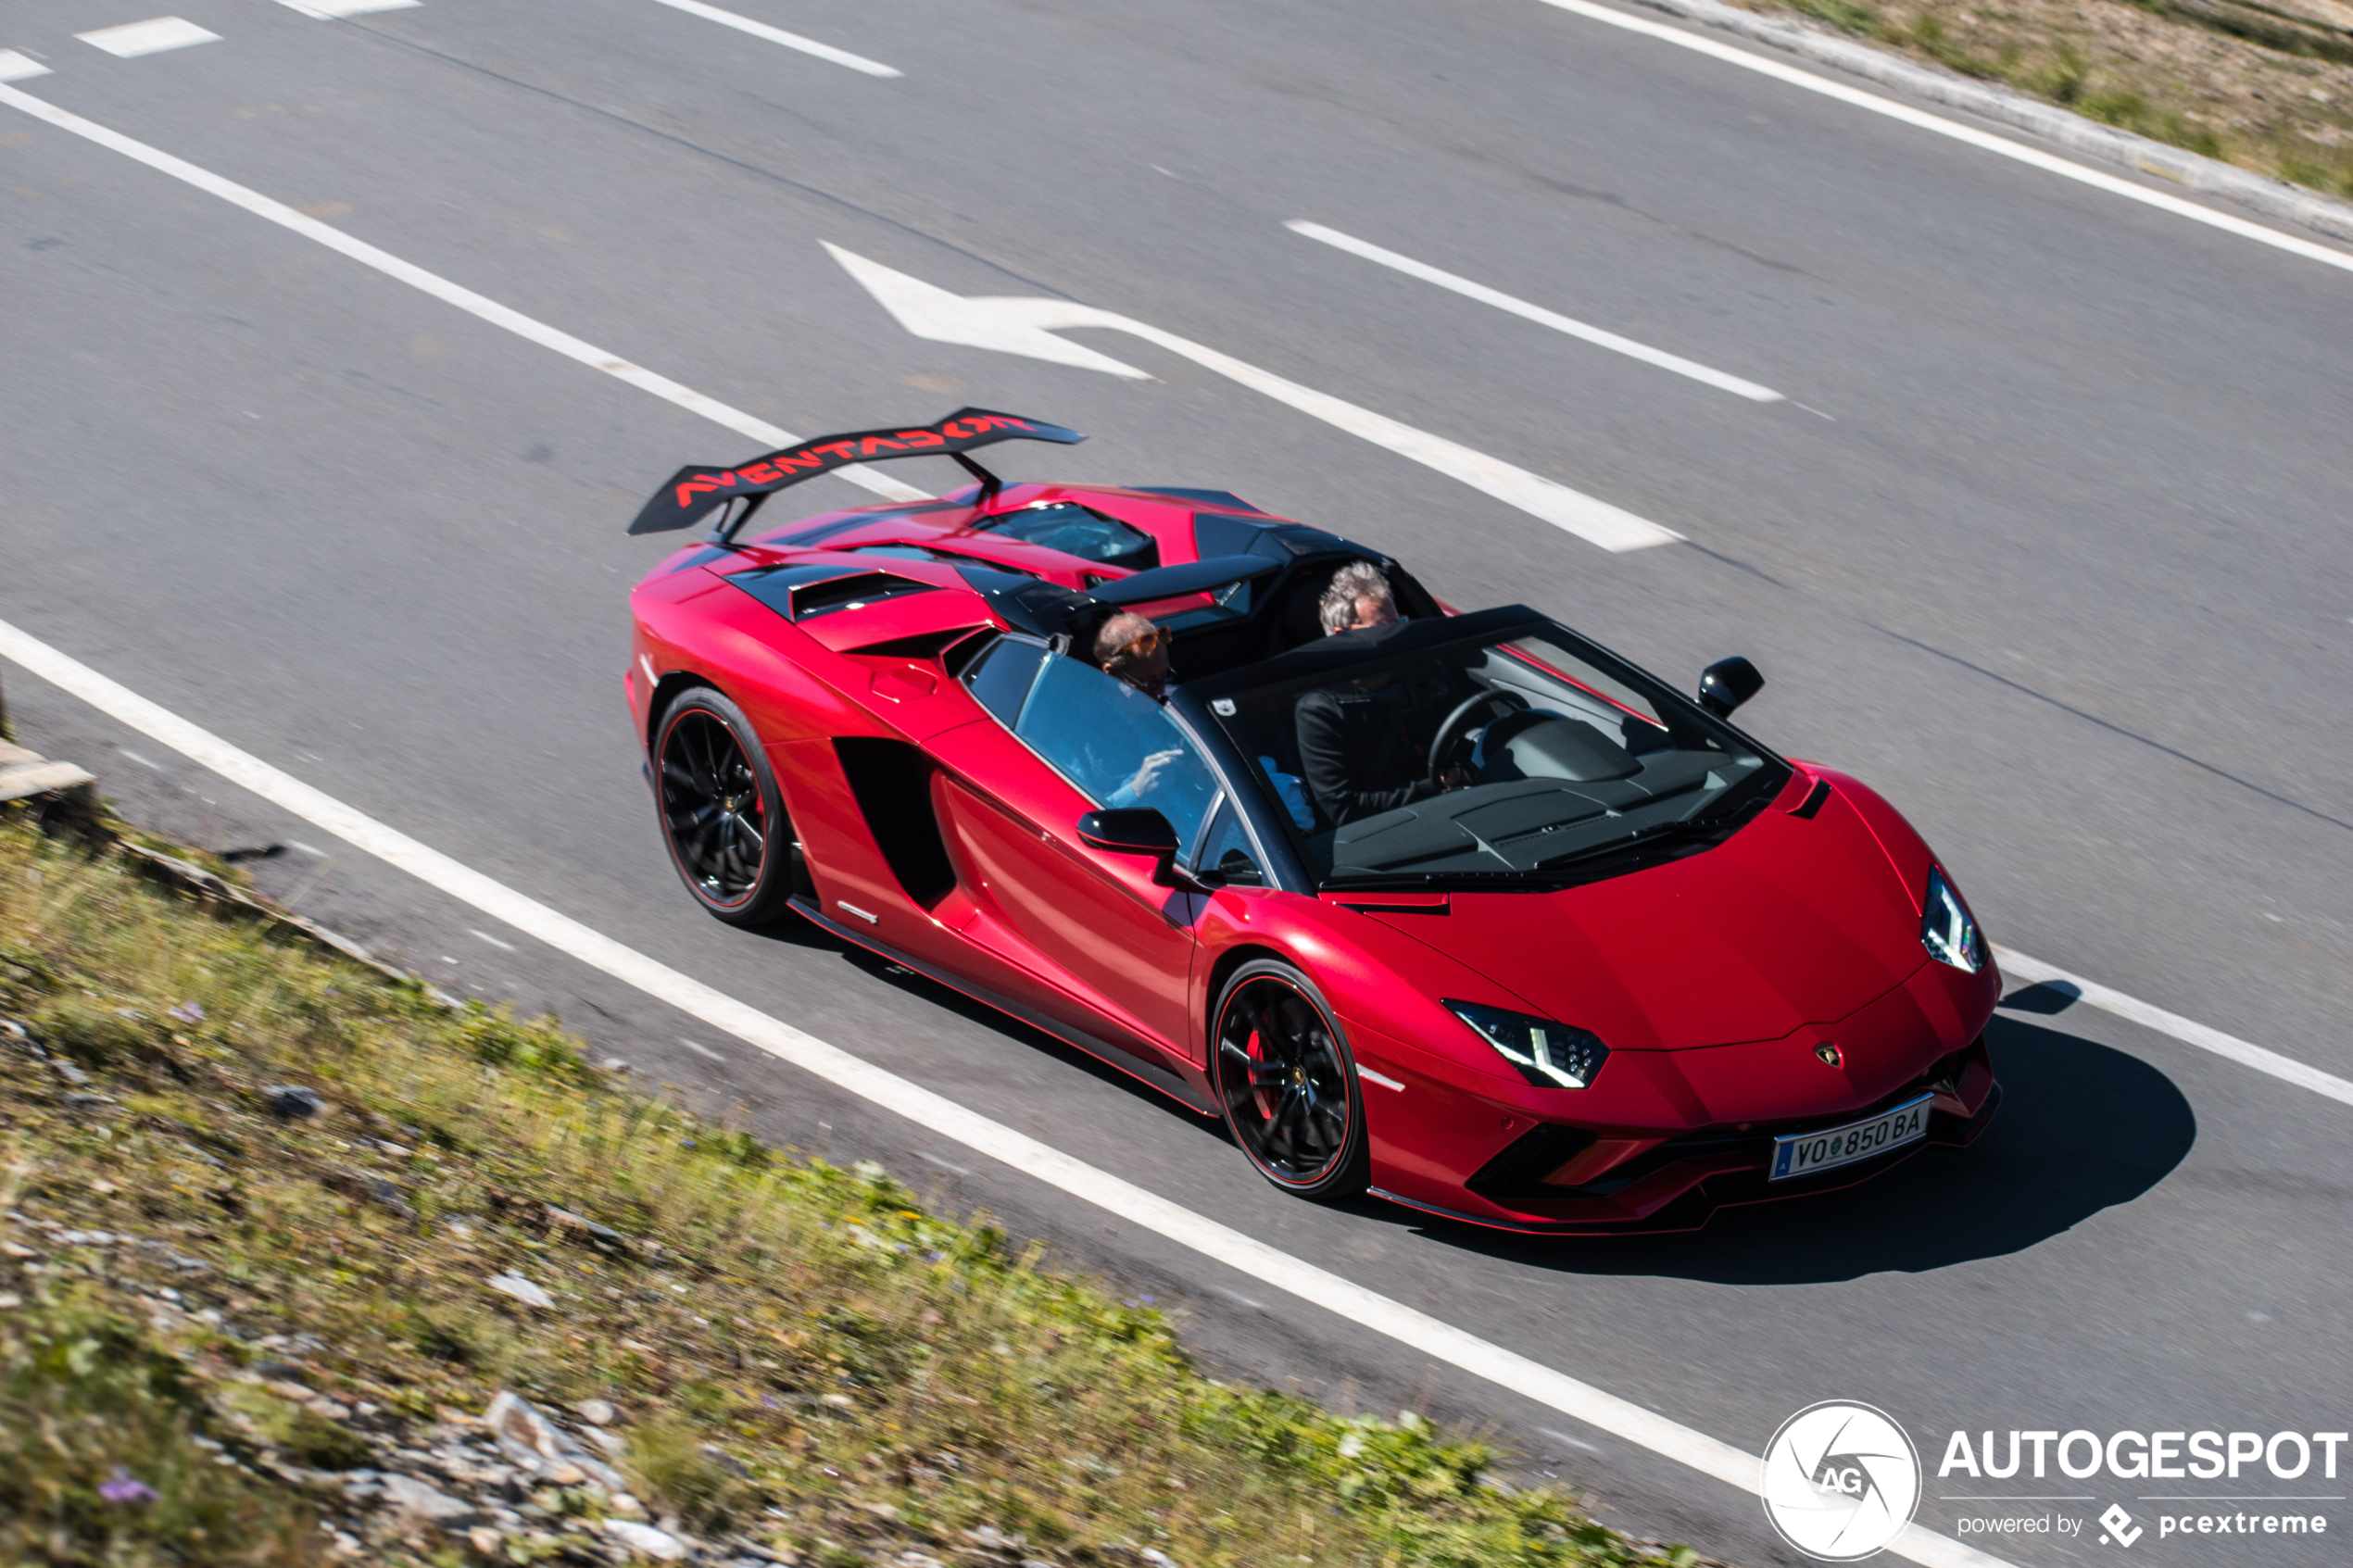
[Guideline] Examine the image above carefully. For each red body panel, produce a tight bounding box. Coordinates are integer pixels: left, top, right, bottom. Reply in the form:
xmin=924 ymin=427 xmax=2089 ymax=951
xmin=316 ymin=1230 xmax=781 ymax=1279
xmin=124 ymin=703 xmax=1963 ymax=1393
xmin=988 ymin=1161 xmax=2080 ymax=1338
xmin=629 ymin=485 xmax=2001 ymax=1234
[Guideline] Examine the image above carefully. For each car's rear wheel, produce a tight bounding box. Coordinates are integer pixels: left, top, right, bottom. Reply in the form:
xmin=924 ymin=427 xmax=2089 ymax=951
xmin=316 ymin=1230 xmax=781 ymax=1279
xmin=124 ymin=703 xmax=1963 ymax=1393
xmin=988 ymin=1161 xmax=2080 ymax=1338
xmin=654 ymin=686 xmax=800 ymax=926
xmin=1212 ymin=960 xmax=1369 ymax=1198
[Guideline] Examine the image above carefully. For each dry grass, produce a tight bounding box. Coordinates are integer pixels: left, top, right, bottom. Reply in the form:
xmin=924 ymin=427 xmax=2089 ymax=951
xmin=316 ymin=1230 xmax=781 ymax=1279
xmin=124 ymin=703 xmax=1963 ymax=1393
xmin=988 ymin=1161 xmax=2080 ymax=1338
xmin=0 ymin=808 xmax=1706 ymax=1568
xmin=1739 ymin=0 xmax=2353 ymax=195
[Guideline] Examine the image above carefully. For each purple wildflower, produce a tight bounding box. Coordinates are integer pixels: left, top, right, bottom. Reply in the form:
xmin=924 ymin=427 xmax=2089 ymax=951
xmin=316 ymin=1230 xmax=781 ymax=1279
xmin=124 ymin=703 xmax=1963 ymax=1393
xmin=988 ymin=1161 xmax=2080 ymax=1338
xmin=99 ymin=1468 xmax=157 ymax=1505
xmin=167 ymin=1003 xmax=205 ymax=1024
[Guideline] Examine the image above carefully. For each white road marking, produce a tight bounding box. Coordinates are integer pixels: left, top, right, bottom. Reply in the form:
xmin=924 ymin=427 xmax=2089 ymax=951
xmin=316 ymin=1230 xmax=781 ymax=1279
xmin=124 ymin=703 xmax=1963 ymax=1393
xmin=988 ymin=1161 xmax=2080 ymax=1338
xmin=826 ymin=245 xmax=1682 ymax=553
xmin=1286 ymin=220 xmax=1783 ymax=402
xmin=274 ymin=0 xmax=421 ymax=17
xmin=0 ymin=615 xmax=2017 ymax=1568
xmin=1994 ymin=946 xmax=2353 ymax=1108
xmin=288 ymin=0 xmax=420 ymax=16
xmin=76 ymin=18 xmax=219 ymax=57
xmin=640 ymin=0 xmax=900 ymax=78
xmin=1540 ymin=1426 xmax=1605 ymax=1453
xmin=0 ymin=50 xmax=50 ymax=82
xmin=680 ymin=1037 xmax=728 ymax=1062
xmin=468 ymin=927 xmax=517 ymax=952
xmin=0 ymin=85 xmax=927 ymax=505
xmin=1538 ymin=0 xmax=2353 ymax=279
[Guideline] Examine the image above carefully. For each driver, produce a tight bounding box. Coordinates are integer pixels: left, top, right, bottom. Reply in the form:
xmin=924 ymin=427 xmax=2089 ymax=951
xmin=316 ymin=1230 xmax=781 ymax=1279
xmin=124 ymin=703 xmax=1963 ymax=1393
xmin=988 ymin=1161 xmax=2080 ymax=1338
xmin=1294 ymin=565 xmax=1468 ymax=826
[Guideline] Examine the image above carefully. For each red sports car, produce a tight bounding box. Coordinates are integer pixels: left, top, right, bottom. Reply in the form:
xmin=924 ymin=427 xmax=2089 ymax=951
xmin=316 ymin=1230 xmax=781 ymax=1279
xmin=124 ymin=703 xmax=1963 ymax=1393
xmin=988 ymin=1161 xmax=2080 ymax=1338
xmin=623 ymin=409 xmax=2000 ymax=1234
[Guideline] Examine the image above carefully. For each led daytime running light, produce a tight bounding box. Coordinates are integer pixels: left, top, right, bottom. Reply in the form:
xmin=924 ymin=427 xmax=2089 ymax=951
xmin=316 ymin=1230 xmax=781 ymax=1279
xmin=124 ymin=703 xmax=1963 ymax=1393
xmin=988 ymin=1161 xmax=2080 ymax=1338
xmin=1920 ymin=865 xmax=1984 ymax=973
xmin=1444 ymin=1000 xmax=1609 ymax=1090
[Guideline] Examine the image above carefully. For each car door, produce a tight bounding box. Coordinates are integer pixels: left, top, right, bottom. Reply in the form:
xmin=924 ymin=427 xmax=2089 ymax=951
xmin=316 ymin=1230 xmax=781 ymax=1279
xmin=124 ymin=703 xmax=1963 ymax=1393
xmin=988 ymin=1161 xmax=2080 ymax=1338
xmin=931 ymin=639 xmax=1218 ymax=1063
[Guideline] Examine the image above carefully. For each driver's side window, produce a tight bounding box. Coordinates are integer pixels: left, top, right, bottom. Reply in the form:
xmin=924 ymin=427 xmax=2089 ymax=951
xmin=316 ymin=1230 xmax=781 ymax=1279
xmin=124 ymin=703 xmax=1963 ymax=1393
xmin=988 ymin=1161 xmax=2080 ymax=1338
xmin=1013 ymin=657 xmax=1218 ymax=851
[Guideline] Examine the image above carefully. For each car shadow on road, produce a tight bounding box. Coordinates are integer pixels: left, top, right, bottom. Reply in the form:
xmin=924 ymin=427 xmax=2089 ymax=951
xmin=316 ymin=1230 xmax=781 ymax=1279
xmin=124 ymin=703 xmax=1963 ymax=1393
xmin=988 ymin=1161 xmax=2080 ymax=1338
xmin=1368 ymin=1012 xmax=2197 ymax=1285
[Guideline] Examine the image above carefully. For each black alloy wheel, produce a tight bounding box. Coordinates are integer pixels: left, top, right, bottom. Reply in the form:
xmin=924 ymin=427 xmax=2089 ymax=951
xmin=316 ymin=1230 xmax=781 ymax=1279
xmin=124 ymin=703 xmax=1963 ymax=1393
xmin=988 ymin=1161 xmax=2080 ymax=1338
xmin=654 ymin=687 xmax=799 ymax=926
xmin=1212 ymin=960 xmax=1370 ymax=1198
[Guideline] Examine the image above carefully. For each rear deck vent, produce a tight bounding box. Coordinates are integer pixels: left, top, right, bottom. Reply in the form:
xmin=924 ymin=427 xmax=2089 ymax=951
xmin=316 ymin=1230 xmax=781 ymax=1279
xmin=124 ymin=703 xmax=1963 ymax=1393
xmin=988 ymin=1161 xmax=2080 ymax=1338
xmin=792 ymin=571 xmax=937 ymax=620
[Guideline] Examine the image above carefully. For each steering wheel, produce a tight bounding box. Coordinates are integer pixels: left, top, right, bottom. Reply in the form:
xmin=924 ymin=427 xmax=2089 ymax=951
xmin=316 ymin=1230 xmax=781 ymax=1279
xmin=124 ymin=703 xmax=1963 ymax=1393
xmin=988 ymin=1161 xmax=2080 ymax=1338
xmin=1428 ymin=690 xmax=1529 ymax=787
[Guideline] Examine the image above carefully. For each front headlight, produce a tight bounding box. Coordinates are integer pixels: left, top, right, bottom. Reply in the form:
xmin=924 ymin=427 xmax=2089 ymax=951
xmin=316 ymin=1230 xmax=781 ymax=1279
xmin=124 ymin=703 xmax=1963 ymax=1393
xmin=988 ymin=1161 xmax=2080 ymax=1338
xmin=1445 ymin=1000 xmax=1609 ymax=1089
xmin=1920 ymin=865 xmax=1984 ymax=973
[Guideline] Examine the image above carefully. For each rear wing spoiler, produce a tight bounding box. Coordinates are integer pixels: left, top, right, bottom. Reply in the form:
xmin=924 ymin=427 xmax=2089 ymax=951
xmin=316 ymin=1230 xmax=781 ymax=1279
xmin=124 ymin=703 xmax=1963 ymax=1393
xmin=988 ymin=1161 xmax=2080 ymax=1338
xmin=627 ymin=408 xmax=1085 ymax=536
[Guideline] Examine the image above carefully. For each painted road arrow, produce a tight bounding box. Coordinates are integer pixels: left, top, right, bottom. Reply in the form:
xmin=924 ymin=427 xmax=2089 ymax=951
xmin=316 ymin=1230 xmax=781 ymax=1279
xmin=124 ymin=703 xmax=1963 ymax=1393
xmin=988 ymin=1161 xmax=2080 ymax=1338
xmin=825 ymin=245 xmax=1680 ymax=553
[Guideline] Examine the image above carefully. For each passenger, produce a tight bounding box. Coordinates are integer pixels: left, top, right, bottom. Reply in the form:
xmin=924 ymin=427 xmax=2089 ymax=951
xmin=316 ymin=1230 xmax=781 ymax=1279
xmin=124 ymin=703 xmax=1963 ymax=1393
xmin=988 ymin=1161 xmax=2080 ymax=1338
xmin=1093 ymin=610 xmax=1172 ymax=700
xmin=1295 ymin=565 xmax=1466 ymax=824
xmin=1084 ymin=612 xmax=1205 ymax=815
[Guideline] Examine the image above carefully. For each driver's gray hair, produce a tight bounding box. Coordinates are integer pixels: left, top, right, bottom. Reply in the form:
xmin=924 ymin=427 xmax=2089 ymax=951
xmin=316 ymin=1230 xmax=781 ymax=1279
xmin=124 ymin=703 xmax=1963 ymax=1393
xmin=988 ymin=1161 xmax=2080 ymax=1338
xmin=1318 ymin=561 xmax=1395 ymax=634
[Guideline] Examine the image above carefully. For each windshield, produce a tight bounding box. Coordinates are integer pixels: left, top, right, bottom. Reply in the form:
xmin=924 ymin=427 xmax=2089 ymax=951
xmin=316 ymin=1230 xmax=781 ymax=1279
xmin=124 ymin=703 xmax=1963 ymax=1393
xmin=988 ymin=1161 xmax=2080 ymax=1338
xmin=1200 ymin=620 xmax=1784 ymax=886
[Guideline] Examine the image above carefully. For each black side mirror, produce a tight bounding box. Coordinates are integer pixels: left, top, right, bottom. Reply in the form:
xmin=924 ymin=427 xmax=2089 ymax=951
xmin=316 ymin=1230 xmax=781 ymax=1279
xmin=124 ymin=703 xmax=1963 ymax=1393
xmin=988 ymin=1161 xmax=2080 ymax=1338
xmin=1076 ymin=808 xmax=1181 ymax=857
xmin=1697 ymin=657 xmax=1764 ymax=718
xmin=1079 ymin=808 xmax=1200 ymax=886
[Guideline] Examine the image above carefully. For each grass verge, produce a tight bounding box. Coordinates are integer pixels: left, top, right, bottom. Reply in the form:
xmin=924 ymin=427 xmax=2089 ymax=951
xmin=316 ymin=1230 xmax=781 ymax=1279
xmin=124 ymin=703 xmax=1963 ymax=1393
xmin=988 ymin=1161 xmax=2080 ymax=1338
xmin=1740 ymin=0 xmax=2353 ymax=197
xmin=0 ymin=805 xmax=1712 ymax=1568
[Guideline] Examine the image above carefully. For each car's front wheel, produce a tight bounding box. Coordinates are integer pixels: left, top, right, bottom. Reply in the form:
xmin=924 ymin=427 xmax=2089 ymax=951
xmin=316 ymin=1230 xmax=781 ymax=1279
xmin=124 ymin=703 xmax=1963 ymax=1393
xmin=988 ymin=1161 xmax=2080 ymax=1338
xmin=1212 ymin=960 xmax=1370 ymax=1199
xmin=653 ymin=686 xmax=800 ymax=926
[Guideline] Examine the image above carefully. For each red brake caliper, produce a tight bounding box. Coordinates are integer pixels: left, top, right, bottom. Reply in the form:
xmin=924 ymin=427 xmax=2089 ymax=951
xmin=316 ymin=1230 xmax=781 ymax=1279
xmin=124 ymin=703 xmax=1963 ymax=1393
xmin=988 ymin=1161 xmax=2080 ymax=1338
xmin=1248 ymin=1024 xmax=1277 ymax=1122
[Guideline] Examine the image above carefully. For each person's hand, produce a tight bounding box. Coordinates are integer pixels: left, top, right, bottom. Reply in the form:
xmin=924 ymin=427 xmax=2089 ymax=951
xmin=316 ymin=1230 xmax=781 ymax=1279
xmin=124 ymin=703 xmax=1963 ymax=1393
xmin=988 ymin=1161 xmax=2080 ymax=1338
xmin=1439 ymin=764 xmax=1474 ymax=790
xmin=1127 ymin=747 xmax=1183 ymax=796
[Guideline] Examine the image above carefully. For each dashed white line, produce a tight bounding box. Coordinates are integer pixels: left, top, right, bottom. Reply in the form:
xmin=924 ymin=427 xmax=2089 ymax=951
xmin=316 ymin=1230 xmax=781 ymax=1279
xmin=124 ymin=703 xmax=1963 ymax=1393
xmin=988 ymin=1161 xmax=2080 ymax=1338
xmin=1994 ymin=946 xmax=2353 ymax=1108
xmin=641 ymin=0 xmax=900 ymax=78
xmin=469 ymin=927 xmax=517 ymax=952
xmin=275 ymin=0 xmax=421 ymax=17
xmin=1538 ymin=0 xmax=2353 ymax=279
xmin=827 ymin=244 xmax=1682 ymax=552
xmin=0 ymin=50 xmax=49 ymax=82
xmin=1287 ymin=221 xmax=1784 ymax=402
xmin=76 ymin=18 xmax=219 ymax=57
xmin=0 ymin=612 xmax=2019 ymax=1568
xmin=0 ymin=84 xmax=926 ymax=505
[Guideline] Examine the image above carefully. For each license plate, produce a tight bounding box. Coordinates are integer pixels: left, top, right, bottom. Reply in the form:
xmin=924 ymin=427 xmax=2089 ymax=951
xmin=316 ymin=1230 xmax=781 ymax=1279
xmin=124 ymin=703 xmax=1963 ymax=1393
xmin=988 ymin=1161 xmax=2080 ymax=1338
xmin=1769 ymin=1094 xmax=1932 ymax=1181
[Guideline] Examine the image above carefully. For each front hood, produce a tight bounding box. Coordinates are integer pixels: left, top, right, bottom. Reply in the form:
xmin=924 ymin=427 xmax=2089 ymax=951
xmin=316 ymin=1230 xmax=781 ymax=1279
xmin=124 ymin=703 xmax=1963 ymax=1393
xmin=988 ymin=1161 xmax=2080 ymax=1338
xmin=1380 ymin=790 xmax=1926 ymax=1050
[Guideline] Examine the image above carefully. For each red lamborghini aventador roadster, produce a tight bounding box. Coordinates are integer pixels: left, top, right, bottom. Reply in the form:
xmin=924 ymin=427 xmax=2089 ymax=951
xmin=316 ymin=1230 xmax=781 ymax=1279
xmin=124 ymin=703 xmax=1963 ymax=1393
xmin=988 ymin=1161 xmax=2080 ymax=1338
xmin=623 ymin=409 xmax=2001 ymax=1234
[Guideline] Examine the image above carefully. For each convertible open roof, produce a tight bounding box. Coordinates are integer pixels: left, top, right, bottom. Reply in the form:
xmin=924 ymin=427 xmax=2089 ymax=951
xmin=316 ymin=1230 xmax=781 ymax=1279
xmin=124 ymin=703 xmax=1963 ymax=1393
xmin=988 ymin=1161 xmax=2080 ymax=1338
xmin=627 ymin=408 xmax=1086 ymax=536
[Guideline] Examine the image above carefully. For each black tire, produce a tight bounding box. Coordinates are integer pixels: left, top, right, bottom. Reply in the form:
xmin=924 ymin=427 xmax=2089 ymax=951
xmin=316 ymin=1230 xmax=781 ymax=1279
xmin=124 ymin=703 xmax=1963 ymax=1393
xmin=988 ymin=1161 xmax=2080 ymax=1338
xmin=1211 ymin=960 xmax=1371 ymax=1199
xmin=653 ymin=686 xmax=801 ymax=926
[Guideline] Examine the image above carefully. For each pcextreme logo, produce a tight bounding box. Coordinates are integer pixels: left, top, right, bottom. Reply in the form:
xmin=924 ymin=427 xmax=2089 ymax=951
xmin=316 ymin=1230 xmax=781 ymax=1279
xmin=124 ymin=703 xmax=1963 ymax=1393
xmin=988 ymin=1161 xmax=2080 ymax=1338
xmin=1760 ymin=1401 xmax=1923 ymax=1561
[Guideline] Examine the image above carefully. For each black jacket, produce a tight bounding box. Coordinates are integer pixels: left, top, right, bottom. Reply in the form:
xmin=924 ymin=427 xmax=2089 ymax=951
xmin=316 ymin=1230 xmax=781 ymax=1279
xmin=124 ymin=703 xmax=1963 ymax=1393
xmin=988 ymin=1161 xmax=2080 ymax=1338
xmin=1294 ymin=682 xmax=1445 ymax=826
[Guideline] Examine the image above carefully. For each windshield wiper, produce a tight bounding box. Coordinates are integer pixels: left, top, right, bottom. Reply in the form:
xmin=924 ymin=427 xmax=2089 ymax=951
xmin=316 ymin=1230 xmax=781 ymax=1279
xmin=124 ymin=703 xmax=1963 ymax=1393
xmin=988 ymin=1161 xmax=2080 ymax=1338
xmin=1534 ymin=816 xmax=1712 ymax=870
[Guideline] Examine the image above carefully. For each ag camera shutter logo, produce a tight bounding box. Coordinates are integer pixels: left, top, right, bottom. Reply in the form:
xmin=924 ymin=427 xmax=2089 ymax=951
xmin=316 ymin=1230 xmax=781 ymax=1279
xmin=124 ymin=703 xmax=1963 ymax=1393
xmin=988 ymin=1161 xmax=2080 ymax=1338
xmin=1761 ymin=1400 xmax=1923 ymax=1560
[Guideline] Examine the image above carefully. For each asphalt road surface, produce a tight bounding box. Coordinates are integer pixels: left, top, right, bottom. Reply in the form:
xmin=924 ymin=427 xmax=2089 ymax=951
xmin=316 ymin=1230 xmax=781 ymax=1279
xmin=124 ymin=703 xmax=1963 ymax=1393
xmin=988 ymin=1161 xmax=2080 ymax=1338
xmin=4 ymin=1 xmax=2350 ymax=1563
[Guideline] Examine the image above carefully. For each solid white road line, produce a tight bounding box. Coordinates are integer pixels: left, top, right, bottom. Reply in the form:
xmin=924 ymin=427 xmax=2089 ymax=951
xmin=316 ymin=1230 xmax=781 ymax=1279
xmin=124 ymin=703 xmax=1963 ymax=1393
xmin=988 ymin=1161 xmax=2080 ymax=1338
xmin=1538 ymin=0 xmax=2353 ymax=279
xmin=826 ymin=244 xmax=1683 ymax=552
xmin=1994 ymin=946 xmax=2353 ymax=1109
xmin=275 ymin=0 xmax=423 ymax=19
xmin=0 ymin=84 xmax=927 ymax=506
xmin=0 ymin=50 xmax=50 ymax=82
xmin=0 ymin=616 xmax=2016 ymax=1568
xmin=641 ymin=0 xmax=900 ymax=78
xmin=76 ymin=18 xmax=220 ymax=57
xmin=1286 ymin=221 xmax=1784 ymax=403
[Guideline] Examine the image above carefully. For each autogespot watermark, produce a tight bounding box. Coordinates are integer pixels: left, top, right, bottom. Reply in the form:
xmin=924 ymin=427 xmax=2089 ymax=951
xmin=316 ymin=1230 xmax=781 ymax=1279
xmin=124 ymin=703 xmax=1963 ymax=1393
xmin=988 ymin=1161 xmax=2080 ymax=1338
xmin=1936 ymin=1426 xmax=2346 ymax=1553
xmin=1760 ymin=1400 xmax=1923 ymax=1561
xmin=1764 ymin=1405 xmax=2346 ymax=1558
